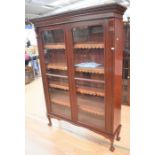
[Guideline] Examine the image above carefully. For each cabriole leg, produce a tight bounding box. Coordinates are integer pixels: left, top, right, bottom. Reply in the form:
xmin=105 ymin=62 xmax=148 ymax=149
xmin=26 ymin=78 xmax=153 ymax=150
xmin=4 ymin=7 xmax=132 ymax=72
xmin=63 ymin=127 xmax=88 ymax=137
xmin=109 ymin=139 xmax=115 ymax=152
xmin=47 ymin=115 xmax=52 ymax=126
xmin=116 ymin=125 xmax=121 ymax=141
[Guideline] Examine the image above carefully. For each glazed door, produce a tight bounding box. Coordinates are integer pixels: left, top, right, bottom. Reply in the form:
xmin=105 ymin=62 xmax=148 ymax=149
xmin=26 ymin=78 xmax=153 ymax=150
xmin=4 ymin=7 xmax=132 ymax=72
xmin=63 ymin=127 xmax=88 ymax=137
xmin=41 ymin=28 xmax=71 ymax=120
xmin=70 ymin=22 xmax=105 ymax=131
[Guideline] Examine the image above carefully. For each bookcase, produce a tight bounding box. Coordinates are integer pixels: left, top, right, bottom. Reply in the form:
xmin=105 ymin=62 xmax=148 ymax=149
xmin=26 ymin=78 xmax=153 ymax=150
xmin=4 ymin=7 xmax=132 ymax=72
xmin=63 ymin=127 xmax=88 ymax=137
xmin=32 ymin=3 xmax=126 ymax=151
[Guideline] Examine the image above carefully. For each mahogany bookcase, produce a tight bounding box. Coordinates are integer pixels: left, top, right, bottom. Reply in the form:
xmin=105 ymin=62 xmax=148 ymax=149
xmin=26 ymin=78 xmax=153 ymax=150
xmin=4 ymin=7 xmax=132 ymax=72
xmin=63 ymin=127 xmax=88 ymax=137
xmin=32 ymin=3 xmax=126 ymax=151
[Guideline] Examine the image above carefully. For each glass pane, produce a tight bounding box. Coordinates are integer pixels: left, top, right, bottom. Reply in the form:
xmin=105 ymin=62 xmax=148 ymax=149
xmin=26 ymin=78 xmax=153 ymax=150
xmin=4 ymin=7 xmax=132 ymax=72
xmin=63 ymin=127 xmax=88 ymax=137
xmin=49 ymin=88 xmax=71 ymax=119
xmin=44 ymin=49 xmax=67 ymax=71
xmin=43 ymin=29 xmax=64 ymax=44
xmin=48 ymin=76 xmax=68 ymax=89
xmin=73 ymin=25 xmax=103 ymax=43
xmin=42 ymin=29 xmax=67 ymax=72
xmin=77 ymin=93 xmax=105 ymax=130
xmin=72 ymin=25 xmax=105 ymax=131
xmin=42 ymin=29 xmax=71 ymax=119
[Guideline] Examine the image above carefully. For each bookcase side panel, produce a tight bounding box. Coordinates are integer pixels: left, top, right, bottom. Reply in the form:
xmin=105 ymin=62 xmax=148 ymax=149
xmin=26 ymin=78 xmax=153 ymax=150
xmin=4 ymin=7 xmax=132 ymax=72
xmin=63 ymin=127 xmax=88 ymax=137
xmin=104 ymin=18 xmax=115 ymax=134
xmin=113 ymin=18 xmax=124 ymax=132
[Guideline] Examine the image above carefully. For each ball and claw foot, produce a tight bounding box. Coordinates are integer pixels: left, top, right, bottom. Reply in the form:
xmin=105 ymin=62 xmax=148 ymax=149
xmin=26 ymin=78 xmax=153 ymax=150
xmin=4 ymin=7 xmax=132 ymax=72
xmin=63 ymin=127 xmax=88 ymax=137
xmin=47 ymin=115 xmax=52 ymax=127
xmin=110 ymin=140 xmax=115 ymax=152
xmin=48 ymin=121 xmax=52 ymax=126
xmin=116 ymin=130 xmax=121 ymax=141
xmin=110 ymin=145 xmax=115 ymax=152
xmin=116 ymin=136 xmax=121 ymax=141
xmin=116 ymin=126 xmax=121 ymax=141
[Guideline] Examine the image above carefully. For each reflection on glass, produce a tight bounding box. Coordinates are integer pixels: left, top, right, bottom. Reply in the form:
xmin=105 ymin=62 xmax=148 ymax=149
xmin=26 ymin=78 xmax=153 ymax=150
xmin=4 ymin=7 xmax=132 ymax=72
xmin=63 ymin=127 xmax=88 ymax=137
xmin=50 ymin=88 xmax=71 ymax=119
xmin=77 ymin=93 xmax=105 ymax=130
xmin=43 ymin=29 xmax=64 ymax=44
xmin=48 ymin=76 xmax=69 ymax=90
xmin=76 ymin=80 xmax=104 ymax=97
xmin=74 ymin=48 xmax=104 ymax=74
xmin=42 ymin=29 xmax=71 ymax=119
xmin=44 ymin=49 xmax=67 ymax=71
xmin=72 ymin=25 xmax=105 ymax=130
xmin=73 ymin=25 xmax=103 ymax=43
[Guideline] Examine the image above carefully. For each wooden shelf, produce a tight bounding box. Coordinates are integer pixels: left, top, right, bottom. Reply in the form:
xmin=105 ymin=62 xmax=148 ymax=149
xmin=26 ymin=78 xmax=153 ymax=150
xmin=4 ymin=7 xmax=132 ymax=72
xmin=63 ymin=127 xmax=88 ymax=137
xmin=44 ymin=43 xmax=104 ymax=49
xmin=77 ymin=94 xmax=104 ymax=116
xmin=44 ymin=43 xmax=65 ymax=49
xmin=49 ymin=82 xmax=104 ymax=97
xmin=49 ymin=82 xmax=69 ymax=90
xmin=74 ymin=43 xmax=104 ymax=49
xmin=50 ymin=88 xmax=104 ymax=116
xmin=77 ymin=86 xmax=104 ymax=97
xmin=47 ymin=63 xmax=104 ymax=74
xmin=46 ymin=73 xmax=68 ymax=79
xmin=75 ymin=77 xmax=104 ymax=84
xmin=75 ymin=66 xmax=104 ymax=74
xmin=47 ymin=63 xmax=67 ymax=70
xmin=50 ymin=89 xmax=70 ymax=107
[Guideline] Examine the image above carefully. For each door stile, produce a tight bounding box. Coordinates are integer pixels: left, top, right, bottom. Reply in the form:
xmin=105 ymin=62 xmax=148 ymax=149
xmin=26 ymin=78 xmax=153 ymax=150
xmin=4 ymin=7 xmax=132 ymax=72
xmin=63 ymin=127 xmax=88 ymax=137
xmin=36 ymin=28 xmax=52 ymax=115
xmin=64 ymin=25 xmax=78 ymax=122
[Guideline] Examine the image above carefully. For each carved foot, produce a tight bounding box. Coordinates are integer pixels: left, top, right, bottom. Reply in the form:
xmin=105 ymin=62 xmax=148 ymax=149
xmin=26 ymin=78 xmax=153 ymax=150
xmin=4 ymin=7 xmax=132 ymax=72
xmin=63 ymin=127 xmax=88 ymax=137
xmin=47 ymin=115 xmax=52 ymax=126
xmin=110 ymin=145 xmax=115 ymax=152
xmin=116 ymin=136 xmax=121 ymax=141
xmin=48 ymin=121 xmax=52 ymax=126
xmin=109 ymin=139 xmax=115 ymax=152
xmin=116 ymin=125 xmax=121 ymax=141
